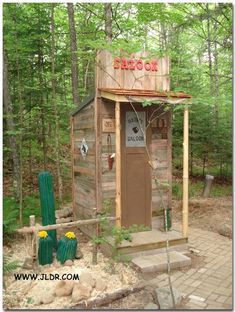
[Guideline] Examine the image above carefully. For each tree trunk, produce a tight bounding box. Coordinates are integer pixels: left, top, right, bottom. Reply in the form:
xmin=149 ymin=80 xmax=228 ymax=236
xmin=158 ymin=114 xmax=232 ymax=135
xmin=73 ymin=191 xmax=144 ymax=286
xmin=28 ymin=71 xmax=33 ymax=194
xmin=104 ymin=3 xmax=113 ymax=43
xmin=37 ymin=39 xmax=47 ymax=170
xmin=14 ymin=9 xmax=24 ymax=226
xmin=51 ymin=4 xmax=63 ymax=205
xmin=213 ymin=18 xmax=219 ymax=126
xmin=202 ymin=155 xmax=206 ymax=176
xmin=67 ymin=3 xmax=79 ymax=105
xmin=206 ymin=4 xmax=213 ymax=96
xmin=3 ymin=49 xmax=21 ymax=202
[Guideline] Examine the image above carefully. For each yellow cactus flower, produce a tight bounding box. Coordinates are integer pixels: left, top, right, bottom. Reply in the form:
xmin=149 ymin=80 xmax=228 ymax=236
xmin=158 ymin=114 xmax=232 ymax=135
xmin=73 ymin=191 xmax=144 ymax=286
xmin=38 ymin=231 xmax=48 ymax=238
xmin=65 ymin=231 xmax=76 ymax=239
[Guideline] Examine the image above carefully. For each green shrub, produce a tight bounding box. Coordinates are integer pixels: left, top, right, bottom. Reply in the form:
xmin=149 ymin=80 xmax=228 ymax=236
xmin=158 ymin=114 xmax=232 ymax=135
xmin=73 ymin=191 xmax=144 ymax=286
xmin=3 ymin=197 xmax=18 ymax=241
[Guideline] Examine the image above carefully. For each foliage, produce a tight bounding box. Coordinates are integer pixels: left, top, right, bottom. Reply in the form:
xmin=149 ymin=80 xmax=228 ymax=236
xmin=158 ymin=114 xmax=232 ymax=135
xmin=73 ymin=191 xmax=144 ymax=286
xmin=172 ymin=179 xmax=232 ymax=199
xmin=92 ymin=200 xmax=150 ymax=273
xmin=3 ymin=197 xmax=19 ymax=241
xmin=3 ymin=255 xmax=21 ymax=289
xmin=4 ymin=195 xmax=41 ymax=228
xmin=3 ymin=255 xmax=20 ymax=274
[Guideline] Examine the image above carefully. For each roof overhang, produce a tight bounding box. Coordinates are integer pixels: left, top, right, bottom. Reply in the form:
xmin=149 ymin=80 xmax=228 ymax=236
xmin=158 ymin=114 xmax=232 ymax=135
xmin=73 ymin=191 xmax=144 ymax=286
xmin=99 ymin=88 xmax=192 ymax=105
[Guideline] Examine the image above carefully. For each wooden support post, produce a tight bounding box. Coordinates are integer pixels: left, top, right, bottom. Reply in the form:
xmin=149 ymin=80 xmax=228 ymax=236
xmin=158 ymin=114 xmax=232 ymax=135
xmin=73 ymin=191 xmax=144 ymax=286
xmin=182 ymin=107 xmax=189 ymax=237
xmin=70 ymin=116 xmax=75 ymax=219
xmin=29 ymin=215 xmax=35 ymax=227
xmin=202 ymin=174 xmax=214 ymax=198
xmin=115 ymin=101 xmax=121 ymax=227
xmin=27 ymin=215 xmax=36 ymax=259
xmin=95 ymin=96 xmax=102 ymax=212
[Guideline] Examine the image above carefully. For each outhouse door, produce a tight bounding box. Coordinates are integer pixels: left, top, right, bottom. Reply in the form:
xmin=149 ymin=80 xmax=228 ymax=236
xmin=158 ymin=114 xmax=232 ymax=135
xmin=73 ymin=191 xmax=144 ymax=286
xmin=121 ymin=104 xmax=151 ymax=228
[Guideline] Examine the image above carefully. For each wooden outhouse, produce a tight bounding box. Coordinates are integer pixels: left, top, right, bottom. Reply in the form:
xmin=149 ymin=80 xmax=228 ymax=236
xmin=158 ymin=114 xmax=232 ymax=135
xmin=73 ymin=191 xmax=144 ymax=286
xmin=71 ymin=50 xmax=192 ymax=252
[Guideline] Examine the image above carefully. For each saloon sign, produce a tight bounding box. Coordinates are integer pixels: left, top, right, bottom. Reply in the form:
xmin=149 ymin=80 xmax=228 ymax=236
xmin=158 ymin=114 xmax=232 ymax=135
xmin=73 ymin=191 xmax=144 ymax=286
xmin=113 ymin=57 xmax=158 ymax=71
xmin=126 ymin=111 xmax=146 ymax=147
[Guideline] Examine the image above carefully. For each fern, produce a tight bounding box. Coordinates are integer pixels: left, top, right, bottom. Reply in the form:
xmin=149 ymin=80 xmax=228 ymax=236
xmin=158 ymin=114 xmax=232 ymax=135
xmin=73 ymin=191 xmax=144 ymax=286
xmin=3 ymin=197 xmax=19 ymax=241
xmin=3 ymin=256 xmax=20 ymax=274
xmin=3 ymin=255 xmax=20 ymax=289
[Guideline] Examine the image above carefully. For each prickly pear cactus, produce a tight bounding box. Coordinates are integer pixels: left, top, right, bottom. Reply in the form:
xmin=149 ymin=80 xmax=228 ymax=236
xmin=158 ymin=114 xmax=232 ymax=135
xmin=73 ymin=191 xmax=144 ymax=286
xmin=56 ymin=232 xmax=77 ymax=264
xmin=38 ymin=231 xmax=53 ymax=265
xmin=38 ymin=171 xmax=57 ymax=249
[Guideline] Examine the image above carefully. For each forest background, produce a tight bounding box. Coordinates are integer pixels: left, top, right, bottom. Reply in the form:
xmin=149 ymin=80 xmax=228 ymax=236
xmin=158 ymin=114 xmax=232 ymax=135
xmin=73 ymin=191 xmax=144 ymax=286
xmin=3 ymin=3 xmax=232 ymax=229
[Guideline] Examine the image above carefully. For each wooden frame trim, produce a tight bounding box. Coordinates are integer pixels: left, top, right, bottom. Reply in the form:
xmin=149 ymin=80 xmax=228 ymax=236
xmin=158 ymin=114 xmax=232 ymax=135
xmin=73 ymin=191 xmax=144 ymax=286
xmin=115 ymin=101 xmax=121 ymax=227
xmin=70 ymin=116 xmax=76 ymax=218
xmin=167 ymin=109 xmax=172 ymax=213
xmin=95 ymin=96 xmax=102 ymax=212
xmin=100 ymin=90 xmax=192 ymax=104
xmin=182 ymin=107 xmax=189 ymax=237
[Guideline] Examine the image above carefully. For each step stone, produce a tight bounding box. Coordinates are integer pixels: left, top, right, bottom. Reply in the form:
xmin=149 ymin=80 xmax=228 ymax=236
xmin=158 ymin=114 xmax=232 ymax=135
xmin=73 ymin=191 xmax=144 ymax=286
xmin=124 ymin=243 xmax=189 ymax=259
xmin=131 ymin=251 xmax=191 ymax=273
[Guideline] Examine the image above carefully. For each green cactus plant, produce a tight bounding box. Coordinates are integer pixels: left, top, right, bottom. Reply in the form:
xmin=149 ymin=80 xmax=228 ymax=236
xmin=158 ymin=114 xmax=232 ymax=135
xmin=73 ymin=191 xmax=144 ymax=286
xmin=38 ymin=231 xmax=53 ymax=265
xmin=56 ymin=232 xmax=77 ymax=264
xmin=38 ymin=171 xmax=57 ymax=249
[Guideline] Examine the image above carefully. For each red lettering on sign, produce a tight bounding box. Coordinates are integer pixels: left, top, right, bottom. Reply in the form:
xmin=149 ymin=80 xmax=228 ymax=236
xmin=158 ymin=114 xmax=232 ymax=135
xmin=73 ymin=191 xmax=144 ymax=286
xmin=144 ymin=61 xmax=151 ymax=71
xmin=150 ymin=60 xmax=158 ymax=71
xmin=136 ymin=59 xmax=143 ymax=70
xmin=128 ymin=59 xmax=135 ymax=70
xmin=113 ymin=57 xmax=120 ymax=69
xmin=121 ymin=58 xmax=128 ymax=70
xmin=113 ymin=57 xmax=158 ymax=71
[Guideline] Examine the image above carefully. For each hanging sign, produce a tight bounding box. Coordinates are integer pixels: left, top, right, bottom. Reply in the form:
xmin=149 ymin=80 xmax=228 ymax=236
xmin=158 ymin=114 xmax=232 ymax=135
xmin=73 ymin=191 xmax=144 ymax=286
xmin=113 ymin=57 xmax=158 ymax=71
xmin=126 ymin=111 xmax=146 ymax=147
xmin=102 ymin=118 xmax=115 ymax=132
xmin=80 ymin=138 xmax=88 ymax=159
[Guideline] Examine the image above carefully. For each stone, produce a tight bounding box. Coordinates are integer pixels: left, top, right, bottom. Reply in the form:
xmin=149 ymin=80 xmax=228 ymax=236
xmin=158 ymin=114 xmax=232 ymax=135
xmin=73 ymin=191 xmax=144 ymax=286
xmin=218 ymin=224 xmax=232 ymax=238
xmin=22 ymin=257 xmax=34 ymax=270
xmin=33 ymin=297 xmax=42 ymax=306
xmin=55 ymin=207 xmax=73 ymax=219
xmin=71 ymin=282 xmax=92 ymax=303
xmin=41 ymin=292 xmax=54 ymax=304
xmin=79 ymin=272 xmax=95 ymax=288
xmin=154 ymin=286 xmax=182 ymax=309
xmin=132 ymin=251 xmax=191 ymax=273
xmin=144 ymin=302 xmax=159 ymax=310
xmin=75 ymin=249 xmax=84 ymax=259
xmin=64 ymin=259 xmax=73 ymax=266
xmin=188 ymin=294 xmax=206 ymax=302
xmin=54 ymin=280 xmax=74 ymax=297
xmin=189 ymin=248 xmax=200 ymax=255
xmin=95 ymin=278 xmax=107 ymax=292
xmin=53 ymin=260 xmax=61 ymax=268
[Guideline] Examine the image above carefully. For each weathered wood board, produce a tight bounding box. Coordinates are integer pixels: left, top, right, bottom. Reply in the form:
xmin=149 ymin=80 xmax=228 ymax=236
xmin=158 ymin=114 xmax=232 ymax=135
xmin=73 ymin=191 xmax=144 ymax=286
xmin=72 ymin=100 xmax=96 ymax=221
xmin=96 ymin=50 xmax=170 ymax=92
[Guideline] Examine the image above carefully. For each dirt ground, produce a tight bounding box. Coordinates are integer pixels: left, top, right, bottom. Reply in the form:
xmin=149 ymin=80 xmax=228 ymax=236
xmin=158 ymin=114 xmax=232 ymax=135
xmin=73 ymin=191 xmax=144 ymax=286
xmin=173 ymin=196 xmax=232 ymax=238
xmin=3 ymin=196 xmax=232 ymax=309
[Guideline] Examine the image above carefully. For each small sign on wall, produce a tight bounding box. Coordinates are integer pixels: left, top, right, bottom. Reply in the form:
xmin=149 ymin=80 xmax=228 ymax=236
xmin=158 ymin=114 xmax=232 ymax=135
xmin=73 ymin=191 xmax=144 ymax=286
xmin=126 ymin=111 xmax=146 ymax=147
xmin=102 ymin=118 xmax=115 ymax=132
xmin=80 ymin=138 xmax=88 ymax=159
